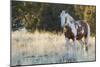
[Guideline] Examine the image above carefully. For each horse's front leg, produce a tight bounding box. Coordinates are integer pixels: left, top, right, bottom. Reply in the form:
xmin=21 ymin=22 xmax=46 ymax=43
xmin=79 ymin=39 xmax=85 ymax=50
xmin=65 ymin=37 xmax=70 ymax=50
xmin=73 ymin=36 xmax=78 ymax=56
xmin=73 ymin=36 xmax=77 ymax=49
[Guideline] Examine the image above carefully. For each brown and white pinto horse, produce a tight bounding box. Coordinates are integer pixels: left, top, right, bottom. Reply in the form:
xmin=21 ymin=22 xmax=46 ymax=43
xmin=60 ymin=10 xmax=90 ymax=51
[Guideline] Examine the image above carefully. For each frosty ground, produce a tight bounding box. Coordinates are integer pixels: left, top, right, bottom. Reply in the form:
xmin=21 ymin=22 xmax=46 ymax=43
xmin=11 ymin=28 xmax=95 ymax=66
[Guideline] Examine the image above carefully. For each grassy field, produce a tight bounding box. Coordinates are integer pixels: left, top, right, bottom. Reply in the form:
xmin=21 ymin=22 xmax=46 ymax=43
xmin=11 ymin=28 xmax=95 ymax=66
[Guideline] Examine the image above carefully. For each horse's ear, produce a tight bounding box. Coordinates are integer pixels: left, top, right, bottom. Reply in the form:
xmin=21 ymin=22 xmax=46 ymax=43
xmin=59 ymin=10 xmax=63 ymax=17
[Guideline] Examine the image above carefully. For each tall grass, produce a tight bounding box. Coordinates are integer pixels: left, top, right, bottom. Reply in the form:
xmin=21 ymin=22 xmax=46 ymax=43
xmin=11 ymin=28 xmax=95 ymax=66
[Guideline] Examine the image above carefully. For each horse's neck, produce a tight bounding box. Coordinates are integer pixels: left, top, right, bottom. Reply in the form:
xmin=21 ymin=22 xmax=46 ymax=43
xmin=65 ymin=14 xmax=75 ymax=27
xmin=66 ymin=13 xmax=74 ymax=21
xmin=64 ymin=14 xmax=77 ymax=36
xmin=66 ymin=17 xmax=75 ymax=26
xmin=68 ymin=21 xmax=77 ymax=36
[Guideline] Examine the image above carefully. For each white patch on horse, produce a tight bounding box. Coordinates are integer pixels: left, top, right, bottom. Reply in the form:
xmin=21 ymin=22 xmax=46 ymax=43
xmin=70 ymin=23 xmax=77 ymax=36
xmin=81 ymin=27 xmax=84 ymax=34
xmin=60 ymin=10 xmax=66 ymax=28
xmin=76 ymin=20 xmax=81 ymax=27
xmin=75 ymin=23 xmax=78 ymax=30
xmin=75 ymin=21 xmax=82 ymax=32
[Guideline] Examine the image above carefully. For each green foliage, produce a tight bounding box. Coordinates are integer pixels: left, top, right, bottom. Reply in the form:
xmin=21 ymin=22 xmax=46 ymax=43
xmin=11 ymin=1 xmax=96 ymax=35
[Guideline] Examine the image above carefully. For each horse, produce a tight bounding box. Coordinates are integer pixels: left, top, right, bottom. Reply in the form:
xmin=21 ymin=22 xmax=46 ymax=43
xmin=60 ymin=10 xmax=90 ymax=51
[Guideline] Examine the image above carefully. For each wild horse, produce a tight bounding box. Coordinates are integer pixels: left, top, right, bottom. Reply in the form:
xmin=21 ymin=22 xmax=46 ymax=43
xmin=60 ymin=10 xmax=90 ymax=51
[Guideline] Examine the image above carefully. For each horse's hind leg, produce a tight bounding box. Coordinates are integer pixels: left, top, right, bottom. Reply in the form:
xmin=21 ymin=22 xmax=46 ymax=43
xmin=79 ymin=39 xmax=84 ymax=50
xmin=85 ymin=37 xmax=90 ymax=51
xmin=85 ymin=23 xmax=90 ymax=51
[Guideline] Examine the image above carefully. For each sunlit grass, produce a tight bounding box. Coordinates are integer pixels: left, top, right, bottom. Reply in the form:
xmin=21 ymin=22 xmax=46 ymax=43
xmin=11 ymin=28 xmax=95 ymax=66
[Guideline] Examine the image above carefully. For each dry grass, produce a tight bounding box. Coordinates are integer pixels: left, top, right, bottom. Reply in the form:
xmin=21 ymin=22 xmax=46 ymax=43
xmin=11 ymin=28 xmax=95 ymax=66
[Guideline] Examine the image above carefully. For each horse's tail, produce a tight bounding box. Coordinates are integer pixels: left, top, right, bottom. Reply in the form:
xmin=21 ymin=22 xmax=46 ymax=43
xmin=85 ymin=22 xmax=90 ymax=50
xmin=87 ymin=23 xmax=90 ymax=40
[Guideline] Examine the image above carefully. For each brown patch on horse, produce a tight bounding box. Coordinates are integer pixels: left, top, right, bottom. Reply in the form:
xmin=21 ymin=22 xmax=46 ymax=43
xmin=64 ymin=25 xmax=74 ymax=40
xmin=64 ymin=20 xmax=88 ymax=40
xmin=79 ymin=20 xmax=88 ymax=37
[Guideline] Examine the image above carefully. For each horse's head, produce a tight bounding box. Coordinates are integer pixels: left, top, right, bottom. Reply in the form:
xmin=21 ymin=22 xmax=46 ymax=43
xmin=60 ymin=10 xmax=75 ymax=28
xmin=60 ymin=10 xmax=66 ymax=28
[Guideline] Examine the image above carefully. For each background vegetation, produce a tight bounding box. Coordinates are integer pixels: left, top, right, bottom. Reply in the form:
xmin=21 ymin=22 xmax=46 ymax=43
xmin=11 ymin=1 xmax=96 ymax=35
xmin=11 ymin=1 xmax=96 ymax=66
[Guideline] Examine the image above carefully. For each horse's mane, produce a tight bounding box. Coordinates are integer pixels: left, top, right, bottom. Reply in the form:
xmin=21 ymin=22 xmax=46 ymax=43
xmin=65 ymin=13 xmax=75 ymax=22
